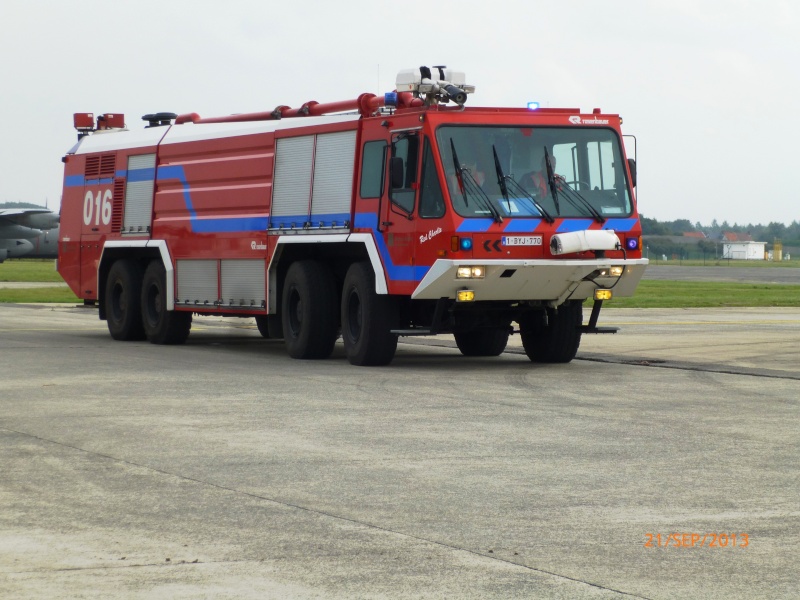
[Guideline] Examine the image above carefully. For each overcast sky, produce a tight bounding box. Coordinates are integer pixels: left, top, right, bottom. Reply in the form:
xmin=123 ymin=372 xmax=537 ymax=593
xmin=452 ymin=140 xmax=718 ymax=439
xmin=1 ymin=0 xmax=797 ymax=226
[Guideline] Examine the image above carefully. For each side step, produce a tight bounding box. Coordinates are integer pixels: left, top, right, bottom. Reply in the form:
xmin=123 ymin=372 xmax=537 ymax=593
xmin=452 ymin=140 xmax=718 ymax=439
xmin=390 ymin=329 xmax=435 ymax=336
xmin=578 ymin=325 xmax=619 ymax=334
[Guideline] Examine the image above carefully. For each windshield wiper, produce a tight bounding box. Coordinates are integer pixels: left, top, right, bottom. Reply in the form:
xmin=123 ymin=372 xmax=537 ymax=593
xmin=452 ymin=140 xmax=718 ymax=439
xmin=558 ymin=185 xmax=606 ymax=223
xmin=449 ymin=139 xmax=467 ymax=206
xmin=492 ymin=145 xmax=511 ymax=212
xmin=449 ymin=139 xmax=502 ymax=223
xmin=543 ymin=147 xmax=561 ymax=216
xmin=503 ymin=177 xmax=555 ymax=223
xmin=491 ymin=144 xmax=554 ymax=223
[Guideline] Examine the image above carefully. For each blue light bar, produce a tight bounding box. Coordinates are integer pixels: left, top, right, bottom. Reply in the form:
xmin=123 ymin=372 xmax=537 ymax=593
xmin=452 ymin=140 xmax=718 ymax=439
xmin=527 ymin=102 xmax=540 ymax=110
xmin=384 ymin=92 xmax=398 ymax=107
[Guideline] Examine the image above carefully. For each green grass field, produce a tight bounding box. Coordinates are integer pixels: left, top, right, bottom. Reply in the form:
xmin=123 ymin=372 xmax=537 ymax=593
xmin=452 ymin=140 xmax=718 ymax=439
xmin=605 ymin=280 xmax=800 ymax=308
xmin=2 ymin=259 xmax=799 ymax=307
xmin=646 ymin=258 xmax=800 ymax=268
xmin=0 ymin=259 xmax=63 ymax=282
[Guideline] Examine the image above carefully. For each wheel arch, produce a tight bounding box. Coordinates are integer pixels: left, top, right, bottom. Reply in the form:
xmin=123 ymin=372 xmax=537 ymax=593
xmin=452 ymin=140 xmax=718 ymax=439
xmin=98 ymin=240 xmax=174 ymax=319
xmin=267 ymin=234 xmax=387 ymax=315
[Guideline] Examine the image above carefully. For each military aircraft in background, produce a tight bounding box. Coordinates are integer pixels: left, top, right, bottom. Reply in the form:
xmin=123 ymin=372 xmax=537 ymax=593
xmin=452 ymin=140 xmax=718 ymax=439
xmin=0 ymin=208 xmax=60 ymax=262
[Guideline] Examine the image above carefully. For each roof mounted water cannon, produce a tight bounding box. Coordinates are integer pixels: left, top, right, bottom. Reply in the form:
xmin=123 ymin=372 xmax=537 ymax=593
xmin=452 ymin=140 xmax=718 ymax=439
xmin=396 ymin=66 xmax=475 ymax=106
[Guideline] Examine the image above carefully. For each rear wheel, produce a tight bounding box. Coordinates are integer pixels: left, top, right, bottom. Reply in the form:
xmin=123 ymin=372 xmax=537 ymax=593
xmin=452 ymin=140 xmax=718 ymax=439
xmin=521 ymin=300 xmax=583 ymax=363
xmin=105 ymin=259 xmax=145 ymax=341
xmin=281 ymin=260 xmax=338 ymax=359
xmin=454 ymin=328 xmax=510 ymax=357
xmin=341 ymin=262 xmax=398 ymax=366
xmin=141 ymin=261 xmax=192 ymax=345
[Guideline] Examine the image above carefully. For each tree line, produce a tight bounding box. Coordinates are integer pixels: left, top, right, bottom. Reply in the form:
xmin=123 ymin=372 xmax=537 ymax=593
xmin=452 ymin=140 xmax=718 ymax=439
xmin=642 ymin=216 xmax=799 ymax=245
xmin=641 ymin=215 xmax=799 ymax=259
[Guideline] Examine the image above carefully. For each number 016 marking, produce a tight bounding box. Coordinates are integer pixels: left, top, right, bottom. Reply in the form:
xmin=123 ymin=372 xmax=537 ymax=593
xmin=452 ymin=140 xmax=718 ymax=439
xmin=83 ymin=189 xmax=113 ymax=226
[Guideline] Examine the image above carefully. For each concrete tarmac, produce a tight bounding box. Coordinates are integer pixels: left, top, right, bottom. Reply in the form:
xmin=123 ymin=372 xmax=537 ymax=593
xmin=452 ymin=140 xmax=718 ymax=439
xmin=1 ymin=304 xmax=798 ymax=599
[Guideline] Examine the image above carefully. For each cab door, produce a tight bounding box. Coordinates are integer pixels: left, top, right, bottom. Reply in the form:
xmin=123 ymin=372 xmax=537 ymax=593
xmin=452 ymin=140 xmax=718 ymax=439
xmin=354 ymin=118 xmax=421 ymax=295
xmin=379 ymin=131 xmax=420 ymax=286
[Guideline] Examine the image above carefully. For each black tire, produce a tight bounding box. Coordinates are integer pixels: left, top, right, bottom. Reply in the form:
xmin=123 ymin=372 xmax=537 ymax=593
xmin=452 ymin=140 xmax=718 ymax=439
xmin=141 ymin=261 xmax=192 ymax=345
xmin=520 ymin=300 xmax=583 ymax=363
xmin=105 ymin=259 xmax=145 ymax=341
xmin=341 ymin=262 xmax=398 ymax=366
xmin=255 ymin=315 xmax=283 ymax=339
xmin=281 ymin=260 xmax=338 ymax=359
xmin=454 ymin=328 xmax=510 ymax=357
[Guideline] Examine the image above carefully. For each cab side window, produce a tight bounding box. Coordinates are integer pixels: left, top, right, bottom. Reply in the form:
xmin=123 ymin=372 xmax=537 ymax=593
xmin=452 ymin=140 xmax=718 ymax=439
xmin=360 ymin=140 xmax=387 ymax=198
xmin=419 ymin=140 xmax=445 ymax=218
xmin=389 ymin=135 xmax=418 ymax=213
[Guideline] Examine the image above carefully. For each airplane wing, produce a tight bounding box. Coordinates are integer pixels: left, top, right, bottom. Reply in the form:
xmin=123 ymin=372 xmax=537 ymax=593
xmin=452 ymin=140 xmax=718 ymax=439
xmin=0 ymin=209 xmax=60 ymax=262
xmin=0 ymin=209 xmax=60 ymax=233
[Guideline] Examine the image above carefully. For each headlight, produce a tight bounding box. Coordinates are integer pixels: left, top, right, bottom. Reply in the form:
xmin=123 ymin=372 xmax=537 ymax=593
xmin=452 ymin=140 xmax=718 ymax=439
xmin=456 ymin=266 xmax=486 ymax=279
xmin=594 ymin=289 xmax=613 ymax=301
xmin=610 ymin=266 xmax=624 ymax=277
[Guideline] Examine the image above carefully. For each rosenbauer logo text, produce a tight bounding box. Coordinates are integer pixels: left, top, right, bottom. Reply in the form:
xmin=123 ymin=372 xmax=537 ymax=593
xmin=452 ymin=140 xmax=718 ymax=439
xmin=569 ymin=115 xmax=609 ymax=125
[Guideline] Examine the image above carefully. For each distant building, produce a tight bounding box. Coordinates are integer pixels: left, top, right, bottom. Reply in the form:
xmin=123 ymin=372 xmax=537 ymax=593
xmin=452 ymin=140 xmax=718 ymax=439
xmin=682 ymin=231 xmax=706 ymax=239
xmin=722 ymin=240 xmax=766 ymax=260
xmin=722 ymin=231 xmax=753 ymax=242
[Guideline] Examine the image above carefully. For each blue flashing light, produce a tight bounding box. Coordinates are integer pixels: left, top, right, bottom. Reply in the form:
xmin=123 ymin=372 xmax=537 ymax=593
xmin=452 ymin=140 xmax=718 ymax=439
xmin=626 ymin=237 xmax=639 ymax=250
xmin=527 ymin=101 xmax=540 ymax=110
xmin=384 ymin=92 xmax=398 ymax=107
xmin=460 ymin=237 xmax=473 ymax=251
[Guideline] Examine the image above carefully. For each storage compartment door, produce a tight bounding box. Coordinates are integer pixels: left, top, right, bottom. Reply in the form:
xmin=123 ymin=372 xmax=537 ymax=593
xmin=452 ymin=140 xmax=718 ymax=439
xmin=310 ymin=130 xmax=356 ymax=228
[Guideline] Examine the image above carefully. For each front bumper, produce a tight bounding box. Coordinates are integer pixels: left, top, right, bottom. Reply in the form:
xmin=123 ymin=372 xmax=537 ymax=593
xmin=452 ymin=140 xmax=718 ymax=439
xmin=411 ymin=258 xmax=649 ymax=305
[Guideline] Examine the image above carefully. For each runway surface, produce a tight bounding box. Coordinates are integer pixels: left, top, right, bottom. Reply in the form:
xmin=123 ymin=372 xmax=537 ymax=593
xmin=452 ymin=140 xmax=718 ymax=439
xmin=1 ymin=304 xmax=798 ymax=599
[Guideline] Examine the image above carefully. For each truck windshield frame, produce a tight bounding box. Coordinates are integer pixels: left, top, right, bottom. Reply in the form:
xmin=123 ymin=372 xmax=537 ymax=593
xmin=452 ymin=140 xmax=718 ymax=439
xmin=435 ymin=125 xmax=633 ymax=219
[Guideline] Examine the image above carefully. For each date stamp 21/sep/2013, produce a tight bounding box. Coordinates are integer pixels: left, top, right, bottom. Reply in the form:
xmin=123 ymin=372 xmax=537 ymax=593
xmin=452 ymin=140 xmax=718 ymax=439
xmin=644 ymin=533 xmax=749 ymax=548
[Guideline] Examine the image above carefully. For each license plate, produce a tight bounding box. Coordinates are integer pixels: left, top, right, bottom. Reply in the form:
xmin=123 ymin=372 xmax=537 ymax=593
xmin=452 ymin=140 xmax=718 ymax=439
xmin=502 ymin=235 xmax=542 ymax=246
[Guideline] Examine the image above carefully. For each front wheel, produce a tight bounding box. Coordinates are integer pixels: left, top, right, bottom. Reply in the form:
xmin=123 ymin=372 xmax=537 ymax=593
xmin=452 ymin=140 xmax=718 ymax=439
xmin=141 ymin=261 xmax=192 ymax=345
xmin=520 ymin=301 xmax=583 ymax=363
xmin=341 ymin=262 xmax=398 ymax=366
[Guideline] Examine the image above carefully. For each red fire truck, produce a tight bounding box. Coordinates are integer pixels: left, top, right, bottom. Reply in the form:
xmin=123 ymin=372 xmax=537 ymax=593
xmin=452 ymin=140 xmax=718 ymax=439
xmin=58 ymin=66 xmax=648 ymax=365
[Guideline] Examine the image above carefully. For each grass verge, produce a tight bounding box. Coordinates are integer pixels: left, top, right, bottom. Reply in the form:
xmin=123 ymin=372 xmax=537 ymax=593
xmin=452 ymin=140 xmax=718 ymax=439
xmin=0 ymin=287 xmax=80 ymax=303
xmin=0 ymin=259 xmax=62 ymax=282
xmin=2 ymin=280 xmax=799 ymax=307
xmin=605 ymin=280 xmax=800 ymax=308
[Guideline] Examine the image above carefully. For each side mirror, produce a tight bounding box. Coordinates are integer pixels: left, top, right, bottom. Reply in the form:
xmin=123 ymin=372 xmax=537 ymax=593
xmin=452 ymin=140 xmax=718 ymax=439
xmin=627 ymin=158 xmax=637 ymax=188
xmin=390 ymin=156 xmax=404 ymax=189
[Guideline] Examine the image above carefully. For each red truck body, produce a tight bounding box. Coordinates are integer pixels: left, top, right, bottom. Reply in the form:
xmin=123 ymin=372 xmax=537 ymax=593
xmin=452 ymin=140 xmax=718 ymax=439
xmin=58 ymin=67 xmax=647 ymax=365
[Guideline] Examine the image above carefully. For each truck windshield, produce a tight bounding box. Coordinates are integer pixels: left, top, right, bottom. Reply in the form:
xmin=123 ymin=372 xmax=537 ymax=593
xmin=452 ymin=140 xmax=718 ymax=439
xmin=436 ymin=125 xmax=632 ymax=219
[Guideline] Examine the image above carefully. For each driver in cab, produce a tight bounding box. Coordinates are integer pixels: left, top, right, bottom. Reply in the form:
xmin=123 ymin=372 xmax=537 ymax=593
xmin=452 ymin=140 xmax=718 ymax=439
xmin=522 ymin=154 xmax=563 ymax=198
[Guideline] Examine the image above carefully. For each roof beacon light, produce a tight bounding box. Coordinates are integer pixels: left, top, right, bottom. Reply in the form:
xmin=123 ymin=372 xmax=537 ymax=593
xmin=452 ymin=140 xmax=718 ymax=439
xmin=396 ymin=66 xmax=475 ymax=107
xmin=384 ymin=92 xmax=398 ymax=107
xmin=527 ymin=102 xmax=540 ymax=110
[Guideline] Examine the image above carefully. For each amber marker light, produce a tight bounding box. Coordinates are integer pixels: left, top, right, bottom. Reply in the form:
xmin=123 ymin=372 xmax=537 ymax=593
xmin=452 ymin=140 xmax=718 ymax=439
xmin=456 ymin=289 xmax=475 ymax=302
xmin=594 ymin=289 xmax=613 ymax=301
